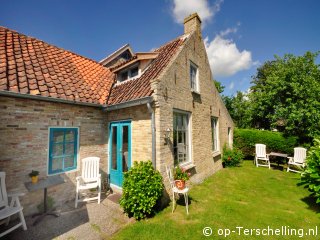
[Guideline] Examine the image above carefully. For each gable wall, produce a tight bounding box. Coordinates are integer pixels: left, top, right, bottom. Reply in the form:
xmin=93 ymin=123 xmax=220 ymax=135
xmin=152 ymin=32 xmax=234 ymax=187
xmin=0 ymin=96 xmax=108 ymax=215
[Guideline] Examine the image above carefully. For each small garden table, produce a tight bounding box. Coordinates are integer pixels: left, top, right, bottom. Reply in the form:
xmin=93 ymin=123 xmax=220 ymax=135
xmin=269 ymin=152 xmax=288 ymax=166
xmin=25 ymin=175 xmax=65 ymax=226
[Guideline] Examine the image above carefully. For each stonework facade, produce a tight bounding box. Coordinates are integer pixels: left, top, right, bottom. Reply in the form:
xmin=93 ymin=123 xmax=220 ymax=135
xmin=0 ymin=96 xmax=108 ymax=215
xmin=152 ymin=17 xmax=234 ymax=186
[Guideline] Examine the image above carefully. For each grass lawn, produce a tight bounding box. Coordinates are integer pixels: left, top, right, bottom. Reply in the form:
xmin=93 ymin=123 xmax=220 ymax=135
xmin=112 ymin=161 xmax=320 ymax=240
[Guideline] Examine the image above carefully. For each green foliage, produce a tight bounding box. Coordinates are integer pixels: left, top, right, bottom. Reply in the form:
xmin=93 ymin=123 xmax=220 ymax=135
xmin=29 ymin=170 xmax=39 ymax=177
xmin=120 ymin=161 xmax=164 ymax=220
xmin=234 ymin=128 xmax=298 ymax=158
xmin=222 ymin=146 xmax=244 ymax=167
xmin=173 ymin=166 xmax=190 ymax=181
xmin=222 ymin=91 xmax=252 ymax=128
xmin=214 ymin=80 xmax=225 ymax=93
xmin=301 ymin=139 xmax=320 ymax=204
xmin=249 ymin=51 xmax=320 ymax=143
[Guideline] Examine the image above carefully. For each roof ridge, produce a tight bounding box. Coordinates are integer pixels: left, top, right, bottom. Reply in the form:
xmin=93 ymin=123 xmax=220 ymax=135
xmin=0 ymin=26 xmax=104 ymax=67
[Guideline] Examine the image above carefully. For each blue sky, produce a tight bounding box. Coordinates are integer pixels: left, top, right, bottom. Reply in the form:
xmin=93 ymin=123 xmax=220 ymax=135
xmin=1 ymin=0 xmax=319 ymax=96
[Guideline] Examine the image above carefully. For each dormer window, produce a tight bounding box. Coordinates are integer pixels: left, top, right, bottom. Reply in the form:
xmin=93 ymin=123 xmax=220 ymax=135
xmin=118 ymin=65 xmax=139 ymax=82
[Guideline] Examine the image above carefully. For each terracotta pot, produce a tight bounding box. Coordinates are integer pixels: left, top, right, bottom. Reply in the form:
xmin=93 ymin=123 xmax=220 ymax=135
xmin=175 ymin=180 xmax=185 ymax=190
xmin=31 ymin=176 xmax=38 ymax=184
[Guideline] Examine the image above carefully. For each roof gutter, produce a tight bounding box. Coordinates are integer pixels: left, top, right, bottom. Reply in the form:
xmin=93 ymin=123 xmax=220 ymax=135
xmin=104 ymin=96 xmax=153 ymax=111
xmin=0 ymin=91 xmax=104 ymax=108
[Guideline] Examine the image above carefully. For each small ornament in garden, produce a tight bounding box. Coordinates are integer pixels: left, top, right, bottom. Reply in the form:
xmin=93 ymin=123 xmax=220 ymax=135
xmin=29 ymin=170 xmax=39 ymax=184
xmin=173 ymin=166 xmax=190 ymax=190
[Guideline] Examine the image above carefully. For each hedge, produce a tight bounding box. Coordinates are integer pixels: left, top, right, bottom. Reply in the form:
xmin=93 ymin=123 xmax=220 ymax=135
xmin=234 ymin=128 xmax=298 ymax=158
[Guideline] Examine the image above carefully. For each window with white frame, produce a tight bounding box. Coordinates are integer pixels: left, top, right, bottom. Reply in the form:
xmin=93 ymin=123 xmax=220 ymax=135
xmin=173 ymin=111 xmax=191 ymax=165
xmin=228 ymin=127 xmax=232 ymax=147
xmin=119 ymin=65 xmax=139 ymax=82
xmin=48 ymin=128 xmax=78 ymax=175
xmin=190 ymin=61 xmax=199 ymax=92
xmin=211 ymin=117 xmax=219 ymax=152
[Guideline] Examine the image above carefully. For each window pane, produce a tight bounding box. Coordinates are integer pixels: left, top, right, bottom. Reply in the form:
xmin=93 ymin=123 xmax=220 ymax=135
xmin=53 ymin=130 xmax=64 ymax=143
xmin=130 ymin=67 xmax=138 ymax=77
xmin=122 ymin=126 xmax=129 ymax=172
xmin=52 ymin=143 xmax=63 ymax=157
xmin=121 ymin=71 xmax=128 ymax=81
xmin=65 ymin=130 xmax=75 ymax=142
xmin=190 ymin=62 xmax=198 ymax=91
xmin=212 ymin=118 xmax=218 ymax=151
xmin=111 ymin=126 xmax=117 ymax=170
xmin=52 ymin=157 xmax=63 ymax=172
xmin=64 ymin=156 xmax=75 ymax=168
xmin=173 ymin=112 xmax=189 ymax=165
xmin=49 ymin=128 xmax=78 ymax=174
xmin=65 ymin=143 xmax=75 ymax=155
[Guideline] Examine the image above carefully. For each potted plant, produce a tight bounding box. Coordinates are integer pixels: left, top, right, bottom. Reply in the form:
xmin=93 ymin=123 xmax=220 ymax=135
xmin=173 ymin=166 xmax=190 ymax=190
xmin=29 ymin=170 xmax=39 ymax=184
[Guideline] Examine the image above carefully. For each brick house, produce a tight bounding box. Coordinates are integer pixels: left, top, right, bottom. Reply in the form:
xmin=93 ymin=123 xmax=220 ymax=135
xmin=0 ymin=13 xmax=233 ymax=215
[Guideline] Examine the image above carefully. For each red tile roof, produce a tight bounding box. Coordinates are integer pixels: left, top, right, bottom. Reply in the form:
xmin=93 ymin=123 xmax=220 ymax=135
xmin=0 ymin=26 xmax=188 ymax=107
xmin=0 ymin=26 xmax=115 ymax=105
xmin=107 ymin=36 xmax=186 ymax=105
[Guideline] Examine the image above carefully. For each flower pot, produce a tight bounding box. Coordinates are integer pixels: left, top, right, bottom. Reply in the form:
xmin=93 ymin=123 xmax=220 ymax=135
xmin=31 ymin=176 xmax=38 ymax=184
xmin=175 ymin=180 xmax=185 ymax=190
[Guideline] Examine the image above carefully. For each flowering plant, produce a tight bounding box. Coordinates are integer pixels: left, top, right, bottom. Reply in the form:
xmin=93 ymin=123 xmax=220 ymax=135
xmin=173 ymin=166 xmax=191 ymax=181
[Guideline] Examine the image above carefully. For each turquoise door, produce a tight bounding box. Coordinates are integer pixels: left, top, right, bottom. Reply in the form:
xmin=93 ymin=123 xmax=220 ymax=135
xmin=109 ymin=121 xmax=131 ymax=187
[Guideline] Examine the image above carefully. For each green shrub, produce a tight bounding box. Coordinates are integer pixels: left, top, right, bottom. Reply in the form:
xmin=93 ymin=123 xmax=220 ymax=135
xmin=301 ymin=139 xmax=320 ymax=204
xmin=234 ymin=128 xmax=298 ymax=158
xmin=120 ymin=161 xmax=164 ymax=220
xmin=222 ymin=146 xmax=244 ymax=167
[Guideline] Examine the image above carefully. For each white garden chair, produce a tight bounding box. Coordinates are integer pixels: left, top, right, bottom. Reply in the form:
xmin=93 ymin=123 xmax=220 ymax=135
xmin=287 ymin=147 xmax=307 ymax=173
xmin=165 ymin=165 xmax=189 ymax=214
xmin=255 ymin=144 xmax=270 ymax=169
xmin=0 ymin=172 xmax=27 ymax=237
xmin=75 ymin=157 xmax=101 ymax=208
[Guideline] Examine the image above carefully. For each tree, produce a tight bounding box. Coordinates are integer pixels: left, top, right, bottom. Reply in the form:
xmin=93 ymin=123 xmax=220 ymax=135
xmin=222 ymin=91 xmax=252 ymax=128
xmin=214 ymin=80 xmax=225 ymax=93
xmin=249 ymin=51 xmax=320 ymax=143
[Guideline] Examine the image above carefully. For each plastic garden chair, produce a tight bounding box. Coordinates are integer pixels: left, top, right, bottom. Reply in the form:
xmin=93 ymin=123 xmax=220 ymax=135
xmin=75 ymin=157 xmax=101 ymax=208
xmin=287 ymin=147 xmax=307 ymax=173
xmin=0 ymin=172 xmax=27 ymax=237
xmin=255 ymin=144 xmax=270 ymax=169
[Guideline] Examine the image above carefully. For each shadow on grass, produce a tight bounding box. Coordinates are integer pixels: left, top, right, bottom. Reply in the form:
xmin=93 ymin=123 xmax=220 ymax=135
xmin=176 ymin=195 xmax=197 ymax=206
xmin=301 ymin=195 xmax=320 ymax=214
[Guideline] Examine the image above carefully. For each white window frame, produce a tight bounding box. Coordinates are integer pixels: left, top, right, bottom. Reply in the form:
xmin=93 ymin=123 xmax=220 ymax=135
xmin=190 ymin=61 xmax=199 ymax=93
xmin=228 ymin=127 xmax=232 ymax=147
xmin=47 ymin=126 xmax=80 ymax=176
xmin=173 ymin=110 xmax=192 ymax=166
xmin=211 ymin=117 xmax=220 ymax=152
xmin=118 ymin=64 xmax=140 ymax=83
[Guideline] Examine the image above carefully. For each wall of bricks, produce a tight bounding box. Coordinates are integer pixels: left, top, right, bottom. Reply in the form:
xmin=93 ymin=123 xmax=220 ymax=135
xmin=152 ymin=29 xmax=234 ymax=190
xmin=0 ymin=96 xmax=108 ymax=215
xmin=106 ymin=104 xmax=152 ymax=164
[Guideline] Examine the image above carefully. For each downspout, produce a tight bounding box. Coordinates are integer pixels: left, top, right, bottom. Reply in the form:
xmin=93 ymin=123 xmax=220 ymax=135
xmin=147 ymin=102 xmax=156 ymax=169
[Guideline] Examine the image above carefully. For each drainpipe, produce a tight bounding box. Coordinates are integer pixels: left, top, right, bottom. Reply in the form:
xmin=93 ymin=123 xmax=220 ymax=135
xmin=147 ymin=102 xmax=156 ymax=169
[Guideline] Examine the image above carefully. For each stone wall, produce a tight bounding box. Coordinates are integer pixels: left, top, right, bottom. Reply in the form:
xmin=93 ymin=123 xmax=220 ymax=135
xmin=106 ymin=104 xmax=152 ymax=164
xmin=152 ymin=30 xmax=234 ymax=189
xmin=0 ymin=96 xmax=108 ymax=215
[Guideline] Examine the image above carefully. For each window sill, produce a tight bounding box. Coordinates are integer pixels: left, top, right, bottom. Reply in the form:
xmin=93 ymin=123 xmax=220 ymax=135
xmin=212 ymin=151 xmax=221 ymax=158
xmin=179 ymin=162 xmax=196 ymax=170
xmin=191 ymin=89 xmax=200 ymax=95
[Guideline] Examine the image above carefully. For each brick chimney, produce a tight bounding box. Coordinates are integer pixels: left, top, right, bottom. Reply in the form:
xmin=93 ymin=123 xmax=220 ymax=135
xmin=184 ymin=13 xmax=202 ymax=37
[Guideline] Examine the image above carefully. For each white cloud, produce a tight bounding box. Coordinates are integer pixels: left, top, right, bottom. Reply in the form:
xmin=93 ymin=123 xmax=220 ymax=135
xmin=228 ymin=81 xmax=235 ymax=90
xmin=204 ymin=32 xmax=253 ymax=77
xmin=172 ymin=0 xmax=223 ymax=24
